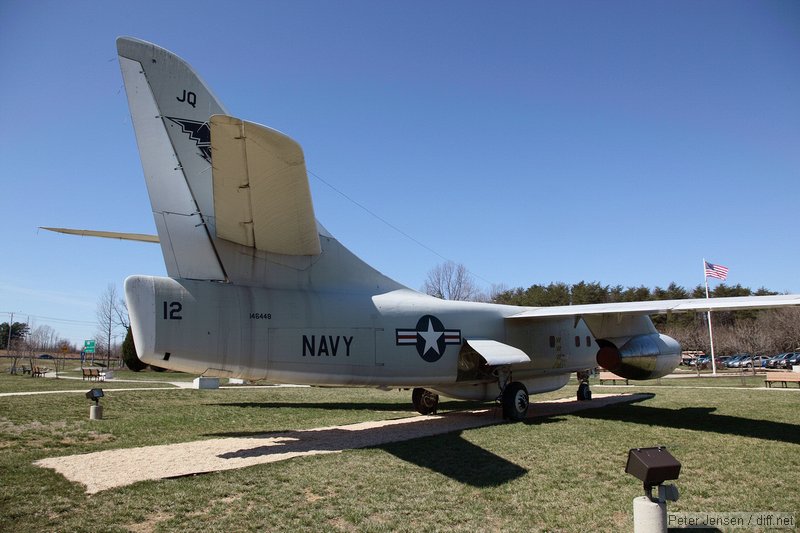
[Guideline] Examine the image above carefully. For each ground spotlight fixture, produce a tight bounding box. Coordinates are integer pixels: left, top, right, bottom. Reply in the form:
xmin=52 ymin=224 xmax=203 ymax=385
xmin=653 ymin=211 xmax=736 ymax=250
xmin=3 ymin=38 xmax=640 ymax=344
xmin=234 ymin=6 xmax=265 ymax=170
xmin=85 ymin=388 xmax=104 ymax=406
xmin=625 ymin=446 xmax=681 ymax=501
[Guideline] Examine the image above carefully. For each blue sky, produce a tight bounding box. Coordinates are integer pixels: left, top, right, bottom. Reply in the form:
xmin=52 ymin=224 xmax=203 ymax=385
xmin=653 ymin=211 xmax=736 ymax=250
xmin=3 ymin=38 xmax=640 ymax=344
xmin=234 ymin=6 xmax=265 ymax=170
xmin=1 ymin=1 xmax=798 ymax=346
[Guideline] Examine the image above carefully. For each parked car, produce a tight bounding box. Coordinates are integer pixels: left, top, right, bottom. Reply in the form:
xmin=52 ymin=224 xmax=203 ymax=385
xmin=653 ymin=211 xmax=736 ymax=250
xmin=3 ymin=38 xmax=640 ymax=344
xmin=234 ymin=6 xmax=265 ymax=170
xmin=740 ymin=355 xmax=770 ymax=368
xmin=767 ymin=353 xmax=792 ymax=369
xmin=764 ymin=354 xmax=782 ymax=368
xmin=715 ymin=356 xmax=732 ymax=367
xmin=695 ymin=356 xmax=711 ymax=370
xmin=778 ymin=352 xmax=799 ymax=369
xmin=38 ymin=354 xmax=54 ymax=360
xmin=786 ymin=352 xmax=800 ymax=369
xmin=723 ymin=355 xmax=741 ymax=368
xmin=726 ymin=354 xmax=749 ymax=368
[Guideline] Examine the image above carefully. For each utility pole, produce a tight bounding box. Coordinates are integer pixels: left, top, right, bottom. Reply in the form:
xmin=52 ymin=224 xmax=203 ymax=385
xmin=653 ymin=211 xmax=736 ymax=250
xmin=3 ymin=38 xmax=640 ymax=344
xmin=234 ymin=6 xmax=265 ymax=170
xmin=6 ymin=312 xmax=13 ymax=350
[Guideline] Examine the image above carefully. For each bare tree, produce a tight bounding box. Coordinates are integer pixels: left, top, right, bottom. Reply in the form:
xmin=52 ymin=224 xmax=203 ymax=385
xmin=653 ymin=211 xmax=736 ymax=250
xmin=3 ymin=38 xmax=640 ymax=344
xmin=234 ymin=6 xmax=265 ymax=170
xmin=7 ymin=338 xmax=25 ymax=374
xmin=758 ymin=308 xmax=800 ymax=353
xmin=423 ymin=261 xmax=482 ymax=301
xmin=488 ymin=283 xmax=509 ymax=303
xmin=28 ymin=325 xmax=59 ymax=352
xmin=114 ymin=296 xmax=129 ymax=330
xmin=96 ymin=284 xmax=126 ymax=368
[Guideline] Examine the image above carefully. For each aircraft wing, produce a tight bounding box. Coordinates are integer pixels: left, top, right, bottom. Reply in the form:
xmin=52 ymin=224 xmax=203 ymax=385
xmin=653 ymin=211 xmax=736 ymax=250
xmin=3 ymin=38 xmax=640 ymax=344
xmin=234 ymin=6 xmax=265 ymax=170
xmin=507 ymin=294 xmax=800 ymax=319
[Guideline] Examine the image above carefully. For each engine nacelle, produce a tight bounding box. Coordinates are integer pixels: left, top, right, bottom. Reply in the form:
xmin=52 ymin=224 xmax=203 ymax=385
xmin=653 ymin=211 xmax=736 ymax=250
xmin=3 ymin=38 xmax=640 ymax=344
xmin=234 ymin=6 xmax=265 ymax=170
xmin=595 ymin=333 xmax=681 ymax=380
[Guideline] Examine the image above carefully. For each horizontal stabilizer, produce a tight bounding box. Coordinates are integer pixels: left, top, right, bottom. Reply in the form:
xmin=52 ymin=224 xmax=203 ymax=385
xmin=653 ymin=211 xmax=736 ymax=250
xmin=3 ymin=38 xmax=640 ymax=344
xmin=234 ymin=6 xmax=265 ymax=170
xmin=210 ymin=115 xmax=321 ymax=256
xmin=40 ymin=227 xmax=159 ymax=243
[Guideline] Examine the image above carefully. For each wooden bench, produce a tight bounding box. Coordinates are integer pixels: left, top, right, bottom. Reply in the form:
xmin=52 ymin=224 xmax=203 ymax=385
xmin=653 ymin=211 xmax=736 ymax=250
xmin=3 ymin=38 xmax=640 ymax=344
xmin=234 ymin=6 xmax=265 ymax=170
xmin=82 ymin=368 xmax=103 ymax=381
xmin=31 ymin=366 xmax=49 ymax=377
xmin=597 ymin=371 xmax=629 ymax=385
xmin=764 ymin=372 xmax=800 ymax=388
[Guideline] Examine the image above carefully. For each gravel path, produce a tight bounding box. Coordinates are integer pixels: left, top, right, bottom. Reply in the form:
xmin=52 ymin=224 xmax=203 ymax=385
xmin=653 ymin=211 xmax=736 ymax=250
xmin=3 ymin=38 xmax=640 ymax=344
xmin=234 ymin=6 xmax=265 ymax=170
xmin=35 ymin=393 xmax=650 ymax=494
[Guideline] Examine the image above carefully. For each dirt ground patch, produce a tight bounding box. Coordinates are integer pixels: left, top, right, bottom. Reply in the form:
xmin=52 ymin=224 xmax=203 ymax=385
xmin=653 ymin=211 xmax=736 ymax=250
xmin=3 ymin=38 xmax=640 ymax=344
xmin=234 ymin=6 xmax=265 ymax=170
xmin=35 ymin=393 xmax=648 ymax=494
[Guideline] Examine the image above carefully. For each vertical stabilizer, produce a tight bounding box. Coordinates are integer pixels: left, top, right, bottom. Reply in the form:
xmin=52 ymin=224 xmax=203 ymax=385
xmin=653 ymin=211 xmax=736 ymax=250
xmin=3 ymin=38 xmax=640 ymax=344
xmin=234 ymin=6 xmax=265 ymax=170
xmin=117 ymin=37 xmax=406 ymax=293
xmin=117 ymin=37 xmax=225 ymax=280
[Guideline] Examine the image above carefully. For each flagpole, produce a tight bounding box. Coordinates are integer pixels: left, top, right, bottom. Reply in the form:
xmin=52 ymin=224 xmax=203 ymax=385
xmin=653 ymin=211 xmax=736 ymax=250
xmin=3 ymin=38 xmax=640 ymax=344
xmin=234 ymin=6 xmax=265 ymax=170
xmin=703 ymin=258 xmax=718 ymax=376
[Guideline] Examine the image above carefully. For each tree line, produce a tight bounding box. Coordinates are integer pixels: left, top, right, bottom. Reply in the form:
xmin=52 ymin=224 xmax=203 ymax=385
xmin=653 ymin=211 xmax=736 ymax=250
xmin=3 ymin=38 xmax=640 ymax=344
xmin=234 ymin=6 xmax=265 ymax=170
xmin=492 ymin=280 xmax=800 ymax=355
xmin=1 ymin=322 xmax=75 ymax=353
xmin=492 ymin=281 xmax=776 ymax=308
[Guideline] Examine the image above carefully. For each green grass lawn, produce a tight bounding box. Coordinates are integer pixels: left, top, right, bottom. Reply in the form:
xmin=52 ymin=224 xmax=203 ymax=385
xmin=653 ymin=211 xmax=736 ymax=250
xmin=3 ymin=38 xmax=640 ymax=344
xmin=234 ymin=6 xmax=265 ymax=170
xmin=0 ymin=379 xmax=797 ymax=532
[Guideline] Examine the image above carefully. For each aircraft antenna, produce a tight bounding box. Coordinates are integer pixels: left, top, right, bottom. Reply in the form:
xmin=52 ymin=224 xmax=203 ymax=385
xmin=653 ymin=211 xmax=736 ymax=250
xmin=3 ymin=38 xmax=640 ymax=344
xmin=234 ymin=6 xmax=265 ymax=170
xmin=308 ymin=169 xmax=494 ymax=286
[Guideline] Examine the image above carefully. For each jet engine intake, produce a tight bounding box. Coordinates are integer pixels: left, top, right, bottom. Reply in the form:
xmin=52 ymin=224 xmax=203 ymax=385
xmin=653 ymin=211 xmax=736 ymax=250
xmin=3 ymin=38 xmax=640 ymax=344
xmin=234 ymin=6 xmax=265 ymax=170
xmin=595 ymin=333 xmax=680 ymax=380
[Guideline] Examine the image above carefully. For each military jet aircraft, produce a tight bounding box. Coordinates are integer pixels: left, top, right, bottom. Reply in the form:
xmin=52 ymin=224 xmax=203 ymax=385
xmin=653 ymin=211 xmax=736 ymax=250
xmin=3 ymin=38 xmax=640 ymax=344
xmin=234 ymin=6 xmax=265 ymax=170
xmin=46 ymin=38 xmax=800 ymax=420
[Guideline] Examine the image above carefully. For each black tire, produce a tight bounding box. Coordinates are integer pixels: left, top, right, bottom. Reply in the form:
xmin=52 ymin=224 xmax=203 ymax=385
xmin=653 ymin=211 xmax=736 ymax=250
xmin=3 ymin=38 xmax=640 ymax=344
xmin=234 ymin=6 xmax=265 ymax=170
xmin=412 ymin=388 xmax=439 ymax=415
xmin=577 ymin=382 xmax=591 ymax=401
xmin=502 ymin=382 xmax=529 ymax=421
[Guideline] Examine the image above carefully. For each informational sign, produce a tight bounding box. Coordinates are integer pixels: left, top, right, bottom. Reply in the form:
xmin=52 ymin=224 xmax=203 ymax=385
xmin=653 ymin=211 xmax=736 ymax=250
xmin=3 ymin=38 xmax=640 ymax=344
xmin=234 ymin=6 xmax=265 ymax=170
xmin=84 ymin=340 xmax=96 ymax=354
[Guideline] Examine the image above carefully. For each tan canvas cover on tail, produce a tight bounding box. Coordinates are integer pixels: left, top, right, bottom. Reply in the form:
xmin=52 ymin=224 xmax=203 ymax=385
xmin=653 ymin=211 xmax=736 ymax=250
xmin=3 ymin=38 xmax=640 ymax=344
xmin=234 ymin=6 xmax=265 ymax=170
xmin=210 ymin=115 xmax=321 ymax=256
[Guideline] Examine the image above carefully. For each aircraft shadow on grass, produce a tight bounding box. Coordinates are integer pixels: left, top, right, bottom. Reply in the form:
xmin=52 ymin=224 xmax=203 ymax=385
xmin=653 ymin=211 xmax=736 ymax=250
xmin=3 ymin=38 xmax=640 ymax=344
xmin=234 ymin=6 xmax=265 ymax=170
xmin=202 ymin=396 xmax=652 ymax=486
xmin=572 ymin=404 xmax=800 ymax=446
xmin=376 ymin=418 xmax=563 ymax=487
xmin=204 ymin=404 xmax=544 ymax=487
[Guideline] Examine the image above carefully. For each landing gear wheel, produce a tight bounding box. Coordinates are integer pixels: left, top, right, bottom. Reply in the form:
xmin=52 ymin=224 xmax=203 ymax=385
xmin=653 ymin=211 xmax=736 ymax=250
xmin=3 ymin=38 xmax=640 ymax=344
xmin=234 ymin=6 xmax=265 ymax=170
xmin=412 ymin=388 xmax=439 ymax=415
xmin=577 ymin=381 xmax=592 ymax=401
xmin=502 ymin=382 xmax=529 ymax=421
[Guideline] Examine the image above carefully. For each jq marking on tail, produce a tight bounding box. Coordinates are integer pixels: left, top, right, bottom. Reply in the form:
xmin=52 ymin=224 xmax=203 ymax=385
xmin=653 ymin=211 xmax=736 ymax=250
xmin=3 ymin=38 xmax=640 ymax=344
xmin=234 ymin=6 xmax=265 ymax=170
xmin=176 ymin=89 xmax=197 ymax=108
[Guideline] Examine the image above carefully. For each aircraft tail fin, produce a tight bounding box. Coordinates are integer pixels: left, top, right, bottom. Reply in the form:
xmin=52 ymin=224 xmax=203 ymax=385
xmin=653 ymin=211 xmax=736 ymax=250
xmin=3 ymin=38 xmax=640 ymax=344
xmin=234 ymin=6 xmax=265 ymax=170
xmin=117 ymin=36 xmax=226 ymax=280
xmin=117 ymin=37 xmax=405 ymax=292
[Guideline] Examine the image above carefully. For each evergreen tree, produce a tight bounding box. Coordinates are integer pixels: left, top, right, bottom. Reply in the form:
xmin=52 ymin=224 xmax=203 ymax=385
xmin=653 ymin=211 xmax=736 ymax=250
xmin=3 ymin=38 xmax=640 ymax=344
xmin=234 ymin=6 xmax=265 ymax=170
xmin=1 ymin=322 xmax=29 ymax=349
xmin=570 ymin=281 xmax=609 ymax=305
xmin=121 ymin=327 xmax=147 ymax=371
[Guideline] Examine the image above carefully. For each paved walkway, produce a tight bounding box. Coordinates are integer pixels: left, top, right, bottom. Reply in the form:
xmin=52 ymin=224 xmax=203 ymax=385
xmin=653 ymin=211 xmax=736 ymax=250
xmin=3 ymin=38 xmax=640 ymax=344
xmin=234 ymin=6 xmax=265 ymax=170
xmin=0 ymin=383 xmax=302 ymax=397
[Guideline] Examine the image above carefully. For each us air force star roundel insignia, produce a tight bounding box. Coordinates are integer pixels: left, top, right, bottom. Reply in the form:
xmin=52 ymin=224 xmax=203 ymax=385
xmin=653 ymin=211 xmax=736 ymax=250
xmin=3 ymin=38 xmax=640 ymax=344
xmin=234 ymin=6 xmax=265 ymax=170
xmin=396 ymin=315 xmax=462 ymax=363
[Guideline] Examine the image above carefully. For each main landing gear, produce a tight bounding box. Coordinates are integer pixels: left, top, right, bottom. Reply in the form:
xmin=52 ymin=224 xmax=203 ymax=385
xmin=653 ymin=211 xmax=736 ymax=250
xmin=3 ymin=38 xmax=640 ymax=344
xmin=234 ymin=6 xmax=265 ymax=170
xmin=576 ymin=370 xmax=592 ymax=401
xmin=411 ymin=380 xmax=531 ymax=421
xmin=412 ymin=387 xmax=439 ymax=415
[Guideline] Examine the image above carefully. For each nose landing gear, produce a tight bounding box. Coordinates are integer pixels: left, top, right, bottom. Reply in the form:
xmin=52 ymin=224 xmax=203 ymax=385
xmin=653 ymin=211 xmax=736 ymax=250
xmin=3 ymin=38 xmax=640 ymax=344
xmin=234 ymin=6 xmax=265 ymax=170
xmin=576 ymin=370 xmax=592 ymax=401
xmin=412 ymin=387 xmax=439 ymax=415
xmin=501 ymin=381 xmax=529 ymax=421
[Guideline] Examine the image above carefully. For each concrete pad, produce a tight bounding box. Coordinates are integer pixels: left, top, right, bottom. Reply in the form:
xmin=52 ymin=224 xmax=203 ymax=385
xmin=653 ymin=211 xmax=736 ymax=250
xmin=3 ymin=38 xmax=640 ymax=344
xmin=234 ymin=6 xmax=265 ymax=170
xmin=193 ymin=377 xmax=219 ymax=389
xmin=35 ymin=392 xmax=650 ymax=494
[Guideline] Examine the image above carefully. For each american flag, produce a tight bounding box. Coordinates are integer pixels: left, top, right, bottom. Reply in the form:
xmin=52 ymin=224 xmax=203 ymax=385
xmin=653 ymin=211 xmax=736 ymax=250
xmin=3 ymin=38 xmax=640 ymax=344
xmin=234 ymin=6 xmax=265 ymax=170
xmin=704 ymin=261 xmax=729 ymax=281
